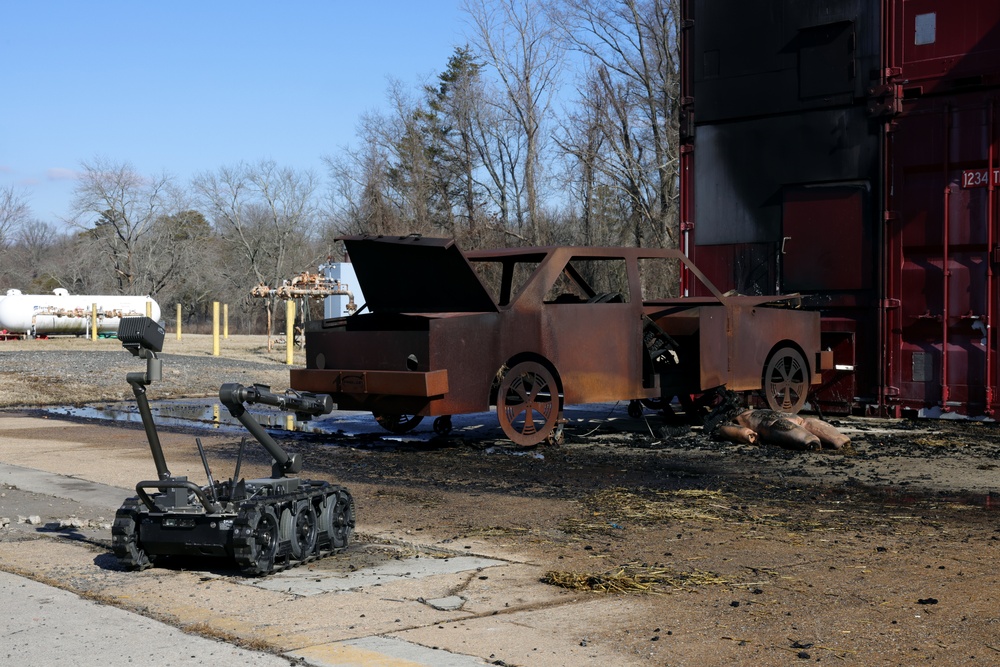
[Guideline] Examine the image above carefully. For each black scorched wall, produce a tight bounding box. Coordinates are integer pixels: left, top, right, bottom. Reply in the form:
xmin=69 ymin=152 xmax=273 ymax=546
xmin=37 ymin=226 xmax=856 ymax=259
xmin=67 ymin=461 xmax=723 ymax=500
xmin=688 ymin=0 xmax=881 ymax=295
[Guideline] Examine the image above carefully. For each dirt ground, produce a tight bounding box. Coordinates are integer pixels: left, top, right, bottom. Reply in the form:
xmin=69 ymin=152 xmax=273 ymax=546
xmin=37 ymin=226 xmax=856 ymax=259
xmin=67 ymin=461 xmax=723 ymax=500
xmin=2 ymin=336 xmax=1000 ymax=665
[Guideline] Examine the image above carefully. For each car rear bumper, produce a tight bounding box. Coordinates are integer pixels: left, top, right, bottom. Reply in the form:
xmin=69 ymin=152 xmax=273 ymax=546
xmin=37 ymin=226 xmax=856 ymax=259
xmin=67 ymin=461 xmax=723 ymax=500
xmin=290 ymin=368 xmax=449 ymax=398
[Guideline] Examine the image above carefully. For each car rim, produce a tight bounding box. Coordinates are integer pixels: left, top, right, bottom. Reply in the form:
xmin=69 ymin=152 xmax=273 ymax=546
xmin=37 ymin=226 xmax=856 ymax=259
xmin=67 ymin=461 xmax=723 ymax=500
xmin=373 ymin=412 xmax=424 ymax=434
xmin=764 ymin=347 xmax=808 ymax=413
xmin=497 ymin=361 xmax=559 ymax=446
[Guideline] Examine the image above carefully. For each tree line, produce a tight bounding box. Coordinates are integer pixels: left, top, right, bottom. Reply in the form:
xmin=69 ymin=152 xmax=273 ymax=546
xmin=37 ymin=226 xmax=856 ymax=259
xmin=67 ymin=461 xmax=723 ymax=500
xmin=0 ymin=0 xmax=680 ymax=333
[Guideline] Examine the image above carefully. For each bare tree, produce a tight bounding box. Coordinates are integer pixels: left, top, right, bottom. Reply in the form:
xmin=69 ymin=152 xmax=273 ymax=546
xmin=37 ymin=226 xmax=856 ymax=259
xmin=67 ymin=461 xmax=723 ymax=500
xmin=324 ymin=136 xmax=410 ymax=239
xmin=464 ymin=0 xmax=564 ymax=244
xmin=141 ymin=209 xmax=214 ymax=299
xmin=0 ymin=220 xmax=65 ymax=292
xmin=70 ymin=157 xmax=178 ymax=294
xmin=556 ymin=69 xmax=607 ymax=246
xmin=192 ymin=159 xmax=320 ymax=338
xmin=551 ymin=0 xmax=682 ymax=249
xmin=70 ymin=235 xmax=109 ymax=292
xmin=469 ymin=78 xmax=524 ymax=238
xmin=314 ymin=0 xmax=677 ymax=257
xmin=0 ymin=186 xmax=31 ymax=250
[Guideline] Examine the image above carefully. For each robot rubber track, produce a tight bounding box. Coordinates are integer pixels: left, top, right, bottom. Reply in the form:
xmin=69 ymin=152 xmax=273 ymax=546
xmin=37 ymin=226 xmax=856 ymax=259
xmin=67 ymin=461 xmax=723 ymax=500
xmin=110 ymin=317 xmax=355 ymax=576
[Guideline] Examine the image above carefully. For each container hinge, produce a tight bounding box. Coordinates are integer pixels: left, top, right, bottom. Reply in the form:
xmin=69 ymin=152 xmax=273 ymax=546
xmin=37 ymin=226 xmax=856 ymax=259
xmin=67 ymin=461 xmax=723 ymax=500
xmin=882 ymin=385 xmax=901 ymax=397
xmin=680 ymin=221 xmax=695 ymax=232
xmin=679 ymin=108 xmax=695 ymax=143
xmin=679 ymin=143 xmax=694 ymax=155
xmin=884 ymin=210 xmax=898 ymax=223
xmin=867 ymin=83 xmax=903 ymax=117
xmin=881 ymin=298 xmax=901 ymax=309
xmin=681 ymin=19 xmax=694 ymax=29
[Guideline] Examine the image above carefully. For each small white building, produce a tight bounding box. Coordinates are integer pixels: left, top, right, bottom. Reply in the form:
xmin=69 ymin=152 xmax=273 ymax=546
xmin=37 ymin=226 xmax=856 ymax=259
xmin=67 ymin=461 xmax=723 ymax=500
xmin=320 ymin=263 xmax=364 ymax=319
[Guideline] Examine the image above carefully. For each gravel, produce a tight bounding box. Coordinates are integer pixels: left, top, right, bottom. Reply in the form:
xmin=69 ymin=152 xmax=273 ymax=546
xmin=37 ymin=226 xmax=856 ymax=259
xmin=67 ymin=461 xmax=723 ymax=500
xmin=0 ymin=336 xmax=296 ymax=407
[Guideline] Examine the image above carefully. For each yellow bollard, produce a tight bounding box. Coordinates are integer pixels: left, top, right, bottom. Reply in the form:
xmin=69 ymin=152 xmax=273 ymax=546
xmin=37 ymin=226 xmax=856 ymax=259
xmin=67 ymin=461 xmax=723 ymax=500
xmin=286 ymin=300 xmax=295 ymax=365
xmin=91 ymin=304 xmax=98 ymax=341
xmin=223 ymin=303 xmax=229 ymax=339
xmin=176 ymin=303 xmax=182 ymax=340
xmin=212 ymin=301 xmax=220 ymax=356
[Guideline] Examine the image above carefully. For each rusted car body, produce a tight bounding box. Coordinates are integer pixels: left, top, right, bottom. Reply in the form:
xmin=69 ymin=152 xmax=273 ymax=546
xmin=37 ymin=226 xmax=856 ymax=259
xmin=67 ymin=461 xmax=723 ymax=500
xmin=290 ymin=236 xmax=823 ymax=445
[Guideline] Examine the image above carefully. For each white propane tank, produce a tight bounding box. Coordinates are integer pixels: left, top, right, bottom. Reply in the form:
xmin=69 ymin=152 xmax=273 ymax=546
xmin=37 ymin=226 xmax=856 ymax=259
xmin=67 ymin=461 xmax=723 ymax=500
xmin=0 ymin=290 xmax=161 ymax=337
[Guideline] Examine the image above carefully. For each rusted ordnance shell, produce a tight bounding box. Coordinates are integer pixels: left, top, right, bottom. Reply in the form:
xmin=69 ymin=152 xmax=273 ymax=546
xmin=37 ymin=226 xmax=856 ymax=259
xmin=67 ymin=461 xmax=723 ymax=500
xmin=780 ymin=414 xmax=852 ymax=449
xmin=735 ymin=410 xmax=821 ymax=451
xmin=796 ymin=417 xmax=851 ymax=449
xmin=716 ymin=424 xmax=758 ymax=445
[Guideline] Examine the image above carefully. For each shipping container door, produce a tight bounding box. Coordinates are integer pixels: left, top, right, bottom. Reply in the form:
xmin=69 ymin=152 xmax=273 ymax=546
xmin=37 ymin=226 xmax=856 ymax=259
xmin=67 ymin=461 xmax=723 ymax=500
xmin=889 ymin=100 xmax=996 ymax=414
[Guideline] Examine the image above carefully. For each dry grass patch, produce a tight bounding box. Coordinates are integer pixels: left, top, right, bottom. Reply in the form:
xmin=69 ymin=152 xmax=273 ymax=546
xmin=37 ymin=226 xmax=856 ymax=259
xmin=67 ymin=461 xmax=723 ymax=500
xmin=0 ymin=373 xmax=130 ymax=407
xmin=542 ymin=562 xmax=727 ymax=594
xmin=0 ymin=334 xmax=301 ymax=364
xmin=564 ymin=487 xmax=742 ymax=534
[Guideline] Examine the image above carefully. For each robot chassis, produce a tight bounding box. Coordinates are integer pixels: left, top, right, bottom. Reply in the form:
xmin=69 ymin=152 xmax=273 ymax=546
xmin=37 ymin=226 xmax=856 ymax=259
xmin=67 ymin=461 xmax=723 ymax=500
xmin=110 ymin=317 xmax=354 ymax=576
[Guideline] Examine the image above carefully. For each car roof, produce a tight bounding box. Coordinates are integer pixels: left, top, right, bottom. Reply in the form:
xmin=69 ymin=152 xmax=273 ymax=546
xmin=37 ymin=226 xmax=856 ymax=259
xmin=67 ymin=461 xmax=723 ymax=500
xmin=339 ymin=236 xmax=799 ymax=312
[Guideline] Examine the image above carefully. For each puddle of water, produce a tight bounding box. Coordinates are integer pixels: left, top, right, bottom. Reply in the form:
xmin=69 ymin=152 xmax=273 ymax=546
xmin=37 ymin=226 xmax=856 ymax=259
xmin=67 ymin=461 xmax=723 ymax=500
xmin=42 ymin=399 xmax=634 ymax=443
xmin=41 ymin=399 xmax=496 ymax=441
xmin=45 ymin=399 xmax=333 ymax=433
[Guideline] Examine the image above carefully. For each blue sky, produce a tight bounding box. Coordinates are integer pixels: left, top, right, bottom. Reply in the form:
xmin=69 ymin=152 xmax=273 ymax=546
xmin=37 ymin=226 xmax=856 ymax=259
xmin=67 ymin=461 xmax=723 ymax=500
xmin=1 ymin=1 xmax=468 ymax=224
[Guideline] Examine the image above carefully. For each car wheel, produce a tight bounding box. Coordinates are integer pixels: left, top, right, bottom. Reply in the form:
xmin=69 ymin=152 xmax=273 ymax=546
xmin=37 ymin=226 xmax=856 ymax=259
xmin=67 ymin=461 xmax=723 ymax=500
xmin=433 ymin=415 xmax=453 ymax=436
xmin=372 ymin=412 xmax=424 ymax=434
xmin=496 ymin=360 xmax=560 ymax=447
xmin=762 ymin=346 xmax=809 ymax=413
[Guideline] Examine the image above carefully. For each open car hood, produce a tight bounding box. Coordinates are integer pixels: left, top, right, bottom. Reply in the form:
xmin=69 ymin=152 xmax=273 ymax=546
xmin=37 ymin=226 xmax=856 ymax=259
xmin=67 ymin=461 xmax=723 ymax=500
xmin=341 ymin=236 xmax=499 ymax=314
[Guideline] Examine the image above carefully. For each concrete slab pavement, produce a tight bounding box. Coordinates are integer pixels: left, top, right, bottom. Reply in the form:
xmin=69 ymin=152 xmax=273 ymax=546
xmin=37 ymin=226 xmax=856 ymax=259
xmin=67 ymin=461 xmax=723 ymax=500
xmin=241 ymin=555 xmax=506 ymax=596
xmin=0 ymin=420 xmax=653 ymax=667
xmin=0 ymin=569 xmax=294 ymax=667
xmin=0 ymin=461 xmax=127 ymax=509
xmin=0 ymin=462 xmax=495 ymax=667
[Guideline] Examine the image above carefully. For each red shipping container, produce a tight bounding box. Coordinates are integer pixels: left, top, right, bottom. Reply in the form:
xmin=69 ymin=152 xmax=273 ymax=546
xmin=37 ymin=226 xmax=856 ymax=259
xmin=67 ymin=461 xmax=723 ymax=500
xmin=681 ymin=0 xmax=1000 ymax=416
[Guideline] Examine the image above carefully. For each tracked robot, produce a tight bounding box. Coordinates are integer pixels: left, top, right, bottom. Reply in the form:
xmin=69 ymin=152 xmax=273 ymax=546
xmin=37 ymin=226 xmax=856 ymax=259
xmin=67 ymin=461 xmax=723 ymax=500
xmin=110 ymin=316 xmax=354 ymax=575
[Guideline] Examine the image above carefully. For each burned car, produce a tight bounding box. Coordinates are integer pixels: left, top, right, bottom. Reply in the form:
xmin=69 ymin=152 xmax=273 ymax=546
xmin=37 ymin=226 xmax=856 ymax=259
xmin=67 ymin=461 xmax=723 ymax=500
xmin=290 ymin=236 xmax=823 ymax=446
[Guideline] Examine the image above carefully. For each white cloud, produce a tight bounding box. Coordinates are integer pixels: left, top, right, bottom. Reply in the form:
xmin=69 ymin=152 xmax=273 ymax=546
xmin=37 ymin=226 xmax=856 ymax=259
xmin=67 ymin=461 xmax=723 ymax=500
xmin=46 ymin=167 xmax=79 ymax=181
